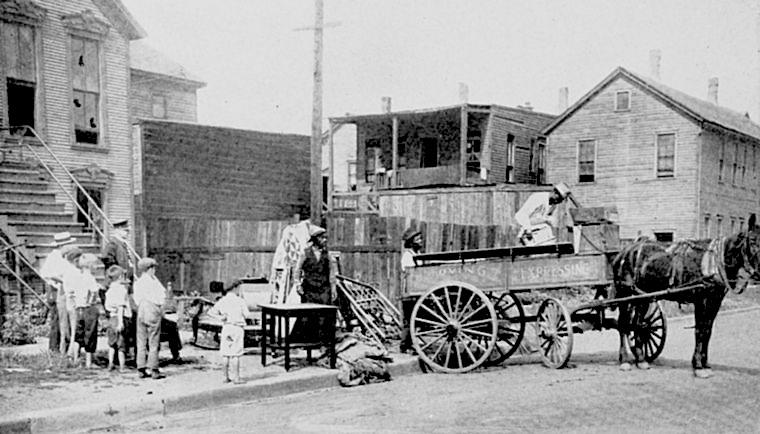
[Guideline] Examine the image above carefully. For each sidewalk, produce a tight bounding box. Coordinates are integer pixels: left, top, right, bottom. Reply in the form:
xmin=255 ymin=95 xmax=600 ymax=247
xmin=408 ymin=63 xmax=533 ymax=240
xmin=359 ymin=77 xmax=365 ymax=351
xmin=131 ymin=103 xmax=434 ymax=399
xmin=0 ymin=332 xmax=422 ymax=434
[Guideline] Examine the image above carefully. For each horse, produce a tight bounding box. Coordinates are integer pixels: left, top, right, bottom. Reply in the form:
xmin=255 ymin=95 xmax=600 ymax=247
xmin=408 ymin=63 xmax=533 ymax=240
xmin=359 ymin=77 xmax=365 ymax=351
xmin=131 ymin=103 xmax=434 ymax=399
xmin=611 ymin=214 xmax=760 ymax=378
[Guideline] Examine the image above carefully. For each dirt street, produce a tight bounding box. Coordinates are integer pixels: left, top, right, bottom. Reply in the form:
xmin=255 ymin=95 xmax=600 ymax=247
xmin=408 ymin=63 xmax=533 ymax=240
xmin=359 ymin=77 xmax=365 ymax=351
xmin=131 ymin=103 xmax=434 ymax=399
xmin=108 ymin=308 xmax=760 ymax=434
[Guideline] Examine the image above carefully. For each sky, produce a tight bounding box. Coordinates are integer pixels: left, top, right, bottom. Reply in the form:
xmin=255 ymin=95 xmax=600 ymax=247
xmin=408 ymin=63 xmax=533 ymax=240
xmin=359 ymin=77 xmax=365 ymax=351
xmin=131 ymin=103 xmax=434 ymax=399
xmin=121 ymin=0 xmax=760 ymax=135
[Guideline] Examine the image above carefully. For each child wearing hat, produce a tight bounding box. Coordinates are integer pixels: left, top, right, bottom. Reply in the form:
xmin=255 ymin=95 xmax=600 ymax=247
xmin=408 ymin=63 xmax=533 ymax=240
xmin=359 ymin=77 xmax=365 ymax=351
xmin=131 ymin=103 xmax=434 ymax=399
xmin=67 ymin=252 xmax=101 ymax=368
xmin=104 ymin=265 xmax=133 ymax=372
xmin=207 ymin=281 xmax=253 ymax=384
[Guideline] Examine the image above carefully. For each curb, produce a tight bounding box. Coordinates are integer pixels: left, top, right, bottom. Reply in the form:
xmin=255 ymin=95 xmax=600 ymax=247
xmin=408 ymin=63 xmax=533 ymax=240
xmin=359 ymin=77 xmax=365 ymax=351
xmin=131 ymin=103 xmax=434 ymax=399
xmin=0 ymin=356 xmax=423 ymax=434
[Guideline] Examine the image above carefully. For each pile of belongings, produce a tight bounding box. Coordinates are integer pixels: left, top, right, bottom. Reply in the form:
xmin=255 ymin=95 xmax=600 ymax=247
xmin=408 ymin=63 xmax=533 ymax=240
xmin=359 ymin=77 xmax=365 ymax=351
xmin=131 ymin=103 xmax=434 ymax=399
xmin=318 ymin=331 xmax=393 ymax=387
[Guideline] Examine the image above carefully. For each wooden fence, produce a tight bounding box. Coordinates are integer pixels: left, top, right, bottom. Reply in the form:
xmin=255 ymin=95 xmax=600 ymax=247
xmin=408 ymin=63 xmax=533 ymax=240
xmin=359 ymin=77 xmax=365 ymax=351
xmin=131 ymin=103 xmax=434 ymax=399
xmin=147 ymin=214 xmax=522 ymax=303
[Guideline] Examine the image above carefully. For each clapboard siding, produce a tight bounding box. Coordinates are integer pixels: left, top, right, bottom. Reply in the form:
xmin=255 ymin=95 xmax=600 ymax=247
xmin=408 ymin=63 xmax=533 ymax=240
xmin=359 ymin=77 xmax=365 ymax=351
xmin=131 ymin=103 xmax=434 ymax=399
xmin=699 ymin=129 xmax=760 ymax=236
xmin=137 ymin=120 xmax=310 ymax=222
xmin=11 ymin=0 xmax=135 ymax=226
xmin=545 ymin=74 xmax=760 ymax=240
xmin=130 ymin=71 xmax=199 ymax=123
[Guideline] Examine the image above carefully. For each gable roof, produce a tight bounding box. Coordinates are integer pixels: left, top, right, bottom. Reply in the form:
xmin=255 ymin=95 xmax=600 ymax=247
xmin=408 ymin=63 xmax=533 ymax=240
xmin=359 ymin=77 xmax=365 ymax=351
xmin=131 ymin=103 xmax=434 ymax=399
xmin=542 ymin=66 xmax=760 ymax=141
xmin=130 ymin=40 xmax=206 ymax=88
xmin=92 ymin=0 xmax=146 ymax=40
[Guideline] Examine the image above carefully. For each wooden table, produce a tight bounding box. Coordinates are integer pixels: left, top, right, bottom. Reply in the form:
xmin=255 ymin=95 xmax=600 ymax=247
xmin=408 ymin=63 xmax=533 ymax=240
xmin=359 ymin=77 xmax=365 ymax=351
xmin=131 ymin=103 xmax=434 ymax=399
xmin=260 ymin=303 xmax=338 ymax=371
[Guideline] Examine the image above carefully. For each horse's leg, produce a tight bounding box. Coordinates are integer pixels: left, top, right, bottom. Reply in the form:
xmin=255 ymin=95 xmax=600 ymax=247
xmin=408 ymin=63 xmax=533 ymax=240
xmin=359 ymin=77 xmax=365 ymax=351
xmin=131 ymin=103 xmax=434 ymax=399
xmin=698 ymin=289 xmax=725 ymax=374
xmin=692 ymin=294 xmax=713 ymax=379
xmin=630 ymin=303 xmax=650 ymax=370
xmin=618 ymin=303 xmax=634 ymax=371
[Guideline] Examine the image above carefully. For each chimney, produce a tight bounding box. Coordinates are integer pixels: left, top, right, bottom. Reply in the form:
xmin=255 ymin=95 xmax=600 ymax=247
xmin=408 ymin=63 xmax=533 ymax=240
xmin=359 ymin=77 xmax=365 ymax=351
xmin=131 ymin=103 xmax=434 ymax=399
xmin=458 ymin=82 xmax=469 ymax=104
xmin=708 ymin=77 xmax=719 ymax=105
xmin=649 ymin=49 xmax=662 ymax=81
xmin=518 ymin=101 xmax=533 ymax=111
xmin=381 ymin=97 xmax=392 ymax=113
xmin=558 ymin=87 xmax=569 ymax=113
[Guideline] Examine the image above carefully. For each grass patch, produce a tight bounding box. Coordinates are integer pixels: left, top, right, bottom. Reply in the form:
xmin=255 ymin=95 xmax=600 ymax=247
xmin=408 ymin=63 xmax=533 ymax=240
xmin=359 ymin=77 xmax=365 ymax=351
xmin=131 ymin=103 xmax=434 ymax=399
xmin=0 ymin=350 xmax=102 ymax=388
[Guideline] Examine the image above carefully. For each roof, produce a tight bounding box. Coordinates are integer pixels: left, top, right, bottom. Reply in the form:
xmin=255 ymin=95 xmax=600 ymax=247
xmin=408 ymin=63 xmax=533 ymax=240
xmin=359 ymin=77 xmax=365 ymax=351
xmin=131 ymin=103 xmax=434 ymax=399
xmin=331 ymin=103 xmax=555 ymax=130
xmin=130 ymin=40 xmax=206 ymax=87
xmin=92 ymin=0 xmax=146 ymax=40
xmin=542 ymin=66 xmax=760 ymax=141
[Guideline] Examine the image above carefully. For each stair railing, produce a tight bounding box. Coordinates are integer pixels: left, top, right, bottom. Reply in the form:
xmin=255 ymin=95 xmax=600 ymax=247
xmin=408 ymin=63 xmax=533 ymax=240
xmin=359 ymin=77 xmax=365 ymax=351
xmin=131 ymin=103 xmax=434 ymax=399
xmin=0 ymin=241 xmax=47 ymax=305
xmin=12 ymin=126 xmax=142 ymax=264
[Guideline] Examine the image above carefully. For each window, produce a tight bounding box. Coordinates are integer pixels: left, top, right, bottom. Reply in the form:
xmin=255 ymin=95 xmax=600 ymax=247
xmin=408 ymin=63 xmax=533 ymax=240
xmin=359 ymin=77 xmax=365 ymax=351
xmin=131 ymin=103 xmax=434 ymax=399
xmin=397 ymin=141 xmax=406 ymax=169
xmin=71 ymin=36 xmax=100 ymax=144
xmin=506 ymin=134 xmax=516 ymax=183
xmin=732 ymin=143 xmax=739 ymax=185
xmin=654 ymin=232 xmax=673 ymax=243
xmin=151 ymin=94 xmax=167 ymax=119
xmin=703 ymin=214 xmax=710 ymax=238
xmin=718 ymin=140 xmax=725 ymax=182
xmin=615 ymin=90 xmax=631 ymax=111
xmin=466 ymin=136 xmax=481 ymax=175
xmin=730 ymin=217 xmax=736 ymax=234
xmin=364 ymin=139 xmax=380 ymax=182
xmin=536 ymin=143 xmax=546 ymax=185
xmin=656 ymin=133 xmax=675 ymax=178
xmin=578 ymin=139 xmax=595 ymax=183
xmin=3 ymin=22 xmax=37 ymax=131
xmin=716 ymin=215 xmax=723 ymax=237
xmin=739 ymin=218 xmax=745 ymax=232
xmin=420 ymin=137 xmax=438 ymax=168
xmin=753 ymin=145 xmax=758 ymax=188
xmin=741 ymin=143 xmax=747 ymax=186
xmin=347 ymin=161 xmax=357 ymax=191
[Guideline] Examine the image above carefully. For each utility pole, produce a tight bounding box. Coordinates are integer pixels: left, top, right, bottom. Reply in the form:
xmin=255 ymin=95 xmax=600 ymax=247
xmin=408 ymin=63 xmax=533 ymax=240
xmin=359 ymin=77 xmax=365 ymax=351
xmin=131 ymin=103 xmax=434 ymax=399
xmin=294 ymin=0 xmax=339 ymax=227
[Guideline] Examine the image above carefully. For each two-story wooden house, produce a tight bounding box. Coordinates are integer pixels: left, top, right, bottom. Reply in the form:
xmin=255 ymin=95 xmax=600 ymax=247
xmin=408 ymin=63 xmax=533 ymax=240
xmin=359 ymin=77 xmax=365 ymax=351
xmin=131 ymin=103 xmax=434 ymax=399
xmin=326 ymin=103 xmax=556 ymax=226
xmin=543 ymin=66 xmax=760 ymax=241
xmin=1 ymin=0 xmax=145 ymax=254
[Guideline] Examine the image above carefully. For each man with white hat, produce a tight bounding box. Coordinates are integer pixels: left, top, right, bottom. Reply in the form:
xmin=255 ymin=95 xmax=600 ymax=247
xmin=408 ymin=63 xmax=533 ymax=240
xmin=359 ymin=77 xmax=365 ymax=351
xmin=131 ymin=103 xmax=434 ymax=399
xmin=514 ymin=182 xmax=573 ymax=246
xmin=39 ymin=232 xmax=77 ymax=353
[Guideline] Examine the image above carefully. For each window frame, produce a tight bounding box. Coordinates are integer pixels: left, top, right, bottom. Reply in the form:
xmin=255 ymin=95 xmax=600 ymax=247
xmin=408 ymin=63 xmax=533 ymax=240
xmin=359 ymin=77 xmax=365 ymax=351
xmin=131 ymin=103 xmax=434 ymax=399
xmin=655 ymin=131 xmax=676 ymax=178
xmin=577 ymin=138 xmax=596 ymax=183
xmin=506 ymin=134 xmax=516 ymax=183
xmin=151 ymin=93 xmax=167 ymax=119
xmin=614 ymin=90 xmax=631 ymax=111
xmin=1 ymin=16 xmax=43 ymax=136
xmin=70 ymin=34 xmax=102 ymax=146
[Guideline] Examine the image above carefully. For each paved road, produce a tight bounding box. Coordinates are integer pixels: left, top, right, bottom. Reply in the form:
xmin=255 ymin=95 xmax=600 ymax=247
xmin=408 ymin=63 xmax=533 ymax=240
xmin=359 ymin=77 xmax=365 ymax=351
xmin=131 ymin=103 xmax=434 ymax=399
xmin=104 ymin=308 xmax=760 ymax=434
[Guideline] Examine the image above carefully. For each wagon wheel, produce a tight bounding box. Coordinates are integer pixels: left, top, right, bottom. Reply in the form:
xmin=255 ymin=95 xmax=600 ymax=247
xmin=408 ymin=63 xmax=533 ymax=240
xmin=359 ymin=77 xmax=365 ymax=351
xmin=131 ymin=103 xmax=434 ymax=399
xmin=629 ymin=301 xmax=667 ymax=363
xmin=410 ymin=281 xmax=498 ymax=373
xmin=485 ymin=292 xmax=526 ymax=366
xmin=536 ymin=297 xmax=573 ymax=369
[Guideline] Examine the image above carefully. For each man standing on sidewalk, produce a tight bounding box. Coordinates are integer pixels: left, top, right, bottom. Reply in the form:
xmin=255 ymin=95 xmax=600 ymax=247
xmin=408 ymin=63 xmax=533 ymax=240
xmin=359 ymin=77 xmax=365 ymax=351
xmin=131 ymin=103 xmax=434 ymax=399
xmin=133 ymin=257 xmax=166 ymax=379
xmin=39 ymin=232 xmax=77 ymax=353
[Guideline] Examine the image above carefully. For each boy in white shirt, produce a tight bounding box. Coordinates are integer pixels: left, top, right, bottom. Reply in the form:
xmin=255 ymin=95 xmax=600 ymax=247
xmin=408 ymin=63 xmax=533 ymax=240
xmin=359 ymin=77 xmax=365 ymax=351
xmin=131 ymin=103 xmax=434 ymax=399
xmin=104 ymin=265 xmax=132 ymax=372
xmin=208 ymin=281 xmax=253 ymax=384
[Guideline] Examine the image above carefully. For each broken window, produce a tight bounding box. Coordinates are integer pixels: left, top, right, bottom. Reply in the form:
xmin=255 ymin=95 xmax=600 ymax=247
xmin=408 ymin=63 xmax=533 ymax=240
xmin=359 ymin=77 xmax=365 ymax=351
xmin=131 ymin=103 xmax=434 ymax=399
xmin=71 ymin=36 xmax=100 ymax=144
xmin=3 ymin=22 xmax=36 ymax=131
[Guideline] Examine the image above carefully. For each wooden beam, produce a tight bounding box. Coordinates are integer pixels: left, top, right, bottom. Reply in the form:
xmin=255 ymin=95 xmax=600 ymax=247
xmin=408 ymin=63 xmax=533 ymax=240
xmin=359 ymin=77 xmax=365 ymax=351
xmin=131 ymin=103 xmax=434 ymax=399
xmin=328 ymin=120 xmax=335 ymax=212
xmin=391 ymin=116 xmax=398 ymax=187
xmin=459 ymin=105 xmax=468 ymax=184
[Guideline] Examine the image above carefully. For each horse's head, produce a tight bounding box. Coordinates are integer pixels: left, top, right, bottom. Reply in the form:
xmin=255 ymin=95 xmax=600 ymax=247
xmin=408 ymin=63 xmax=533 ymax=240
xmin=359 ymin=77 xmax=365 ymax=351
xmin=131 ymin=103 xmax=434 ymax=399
xmin=742 ymin=213 xmax=760 ymax=280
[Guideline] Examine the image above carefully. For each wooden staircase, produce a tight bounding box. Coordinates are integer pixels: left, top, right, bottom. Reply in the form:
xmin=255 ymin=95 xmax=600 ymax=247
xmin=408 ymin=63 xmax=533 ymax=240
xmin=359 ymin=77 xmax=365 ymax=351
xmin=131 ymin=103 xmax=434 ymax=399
xmin=0 ymin=162 xmax=100 ymax=302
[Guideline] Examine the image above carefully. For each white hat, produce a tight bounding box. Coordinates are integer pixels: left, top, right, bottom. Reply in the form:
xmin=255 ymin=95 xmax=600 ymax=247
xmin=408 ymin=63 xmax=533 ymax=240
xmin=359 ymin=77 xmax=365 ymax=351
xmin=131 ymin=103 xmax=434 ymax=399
xmin=308 ymin=225 xmax=326 ymax=239
xmin=52 ymin=232 xmax=75 ymax=247
xmin=554 ymin=182 xmax=571 ymax=198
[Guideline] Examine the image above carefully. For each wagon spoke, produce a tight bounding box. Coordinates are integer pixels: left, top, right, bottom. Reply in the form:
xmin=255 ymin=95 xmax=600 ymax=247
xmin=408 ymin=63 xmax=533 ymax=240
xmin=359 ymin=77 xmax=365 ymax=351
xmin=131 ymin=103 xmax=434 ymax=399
xmin=431 ymin=291 xmax=453 ymax=320
xmin=414 ymin=316 xmax=447 ymax=328
xmin=429 ymin=338 xmax=448 ymax=360
xmin=460 ymin=303 xmax=489 ymax=324
xmin=460 ymin=327 xmax=496 ymax=339
xmin=443 ymin=341 xmax=453 ymax=368
xmin=454 ymin=341 xmax=463 ymax=369
xmin=455 ymin=291 xmax=476 ymax=321
xmin=460 ymin=318 xmax=494 ymax=328
xmin=419 ymin=303 xmax=449 ymax=325
xmin=453 ymin=285 xmax=463 ymax=319
xmin=415 ymin=326 xmax=446 ymax=337
xmin=443 ymin=286 xmax=454 ymax=319
xmin=419 ymin=333 xmax=447 ymax=351
xmin=457 ymin=335 xmax=480 ymax=363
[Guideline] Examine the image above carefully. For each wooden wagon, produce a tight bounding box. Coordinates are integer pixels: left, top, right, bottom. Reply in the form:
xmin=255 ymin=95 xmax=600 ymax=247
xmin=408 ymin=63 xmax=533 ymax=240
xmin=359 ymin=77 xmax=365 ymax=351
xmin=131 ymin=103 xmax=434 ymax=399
xmin=404 ymin=220 xmax=668 ymax=373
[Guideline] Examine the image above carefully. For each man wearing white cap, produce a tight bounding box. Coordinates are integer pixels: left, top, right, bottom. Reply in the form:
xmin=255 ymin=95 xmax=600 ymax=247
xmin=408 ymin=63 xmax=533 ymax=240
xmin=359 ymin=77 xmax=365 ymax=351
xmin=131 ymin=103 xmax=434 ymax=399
xmin=39 ymin=232 xmax=77 ymax=353
xmin=515 ymin=182 xmax=573 ymax=246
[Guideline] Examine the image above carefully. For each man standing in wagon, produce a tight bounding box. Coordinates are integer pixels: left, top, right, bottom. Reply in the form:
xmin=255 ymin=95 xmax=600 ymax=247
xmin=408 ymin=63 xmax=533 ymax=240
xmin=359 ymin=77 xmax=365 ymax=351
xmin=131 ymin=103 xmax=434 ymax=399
xmin=515 ymin=182 xmax=573 ymax=246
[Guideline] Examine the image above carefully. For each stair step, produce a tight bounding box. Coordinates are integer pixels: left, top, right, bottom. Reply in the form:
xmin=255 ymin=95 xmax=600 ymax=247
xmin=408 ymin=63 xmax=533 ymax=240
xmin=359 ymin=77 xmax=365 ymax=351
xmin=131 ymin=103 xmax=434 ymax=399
xmin=35 ymin=243 xmax=101 ymax=258
xmin=14 ymin=230 xmax=97 ymax=246
xmin=0 ymin=179 xmax=50 ymax=191
xmin=7 ymin=220 xmax=85 ymax=233
xmin=4 ymin=210 xmax=75 ymax=223
xmin=0 ymin=189 xmax=57 ymax=203
xmin=0 ymin=167 xmax=46 ymax=182
xmin=0 ymin=199 xmax=64 ymax=212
